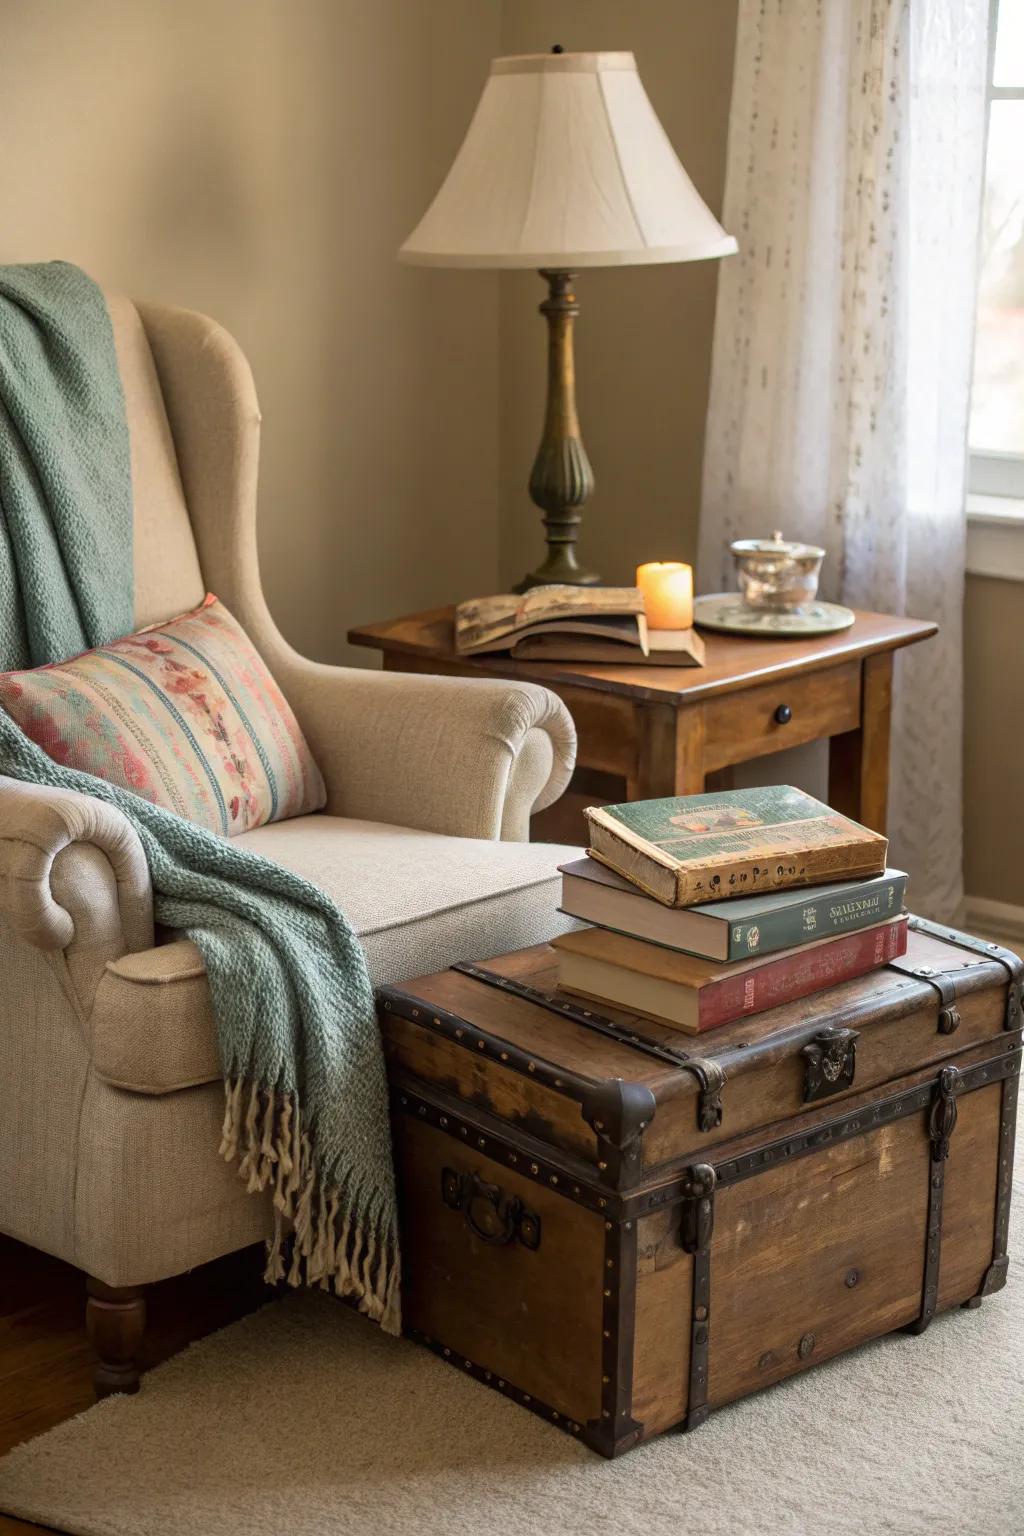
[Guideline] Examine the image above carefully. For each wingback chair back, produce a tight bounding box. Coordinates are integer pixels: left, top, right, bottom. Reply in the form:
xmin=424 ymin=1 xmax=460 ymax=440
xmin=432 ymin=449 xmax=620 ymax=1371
xmin=105 ymin=292 xmax=574 ymax=839
xmin=109 ymin=295 xmax=278 ymax=654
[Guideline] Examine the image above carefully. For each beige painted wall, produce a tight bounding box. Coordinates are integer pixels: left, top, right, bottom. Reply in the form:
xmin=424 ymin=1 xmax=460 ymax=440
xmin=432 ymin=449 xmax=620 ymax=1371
xmin=497 ymin=0 xmax=738 ymax=589
xmin=964 ymin=576 xmax=1024 ymax=909
xmin=0 ymin=0 xmax=735 ymax=646
xmin=0 ymin=0 xmax=501 ymax=665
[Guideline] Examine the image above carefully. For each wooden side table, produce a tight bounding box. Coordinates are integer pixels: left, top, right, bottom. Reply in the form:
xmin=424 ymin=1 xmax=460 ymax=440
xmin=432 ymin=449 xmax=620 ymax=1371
xmin=348 ymin=608 xmax=937 ymax=844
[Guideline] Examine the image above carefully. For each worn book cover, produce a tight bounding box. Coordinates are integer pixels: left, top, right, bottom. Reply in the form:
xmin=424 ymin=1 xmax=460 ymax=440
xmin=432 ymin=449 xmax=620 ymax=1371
xmin=558 ymin=859 xmax=908 ymax=961
xmin=511 ymin=626 xmax=705 ymax=667
xmin=455 ymin=585 xmax=647 ymax=655
xmin=585 ymin=786 xmax=888 ymax=909
xmin=553 ymin=915 xmax=908 ymax=1033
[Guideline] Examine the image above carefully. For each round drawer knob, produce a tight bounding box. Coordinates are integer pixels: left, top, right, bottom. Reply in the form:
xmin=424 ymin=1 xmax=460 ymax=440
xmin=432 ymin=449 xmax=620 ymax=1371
xmin=774 ymin=703 xmax=793 ymax=725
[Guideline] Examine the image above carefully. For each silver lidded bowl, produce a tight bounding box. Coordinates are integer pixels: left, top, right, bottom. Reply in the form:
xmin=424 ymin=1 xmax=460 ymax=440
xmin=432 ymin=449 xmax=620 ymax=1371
xmin=730 ymin=530 xmax=826 ymax=612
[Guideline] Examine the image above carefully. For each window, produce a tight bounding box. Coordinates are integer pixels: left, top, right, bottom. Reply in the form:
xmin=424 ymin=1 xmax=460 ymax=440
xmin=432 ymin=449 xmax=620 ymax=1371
xmin=969 ymin=0 xmax=1024 ymax=501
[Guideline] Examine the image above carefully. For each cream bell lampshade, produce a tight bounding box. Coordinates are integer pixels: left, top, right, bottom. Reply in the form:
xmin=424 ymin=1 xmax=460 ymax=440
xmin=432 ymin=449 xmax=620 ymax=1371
xmin=400 ymin=49 xmax=737 ymax=587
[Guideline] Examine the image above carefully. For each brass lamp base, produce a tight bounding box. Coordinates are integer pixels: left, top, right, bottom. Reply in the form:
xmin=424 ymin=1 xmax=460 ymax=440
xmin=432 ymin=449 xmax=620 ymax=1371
xmin=515 ymin=269 xmax=600 ymax=591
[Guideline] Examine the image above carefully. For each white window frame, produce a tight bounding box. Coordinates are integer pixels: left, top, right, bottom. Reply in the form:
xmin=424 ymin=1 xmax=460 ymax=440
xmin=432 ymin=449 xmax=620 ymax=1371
xmin=967 ymin=0 xmax=1024 ymax=577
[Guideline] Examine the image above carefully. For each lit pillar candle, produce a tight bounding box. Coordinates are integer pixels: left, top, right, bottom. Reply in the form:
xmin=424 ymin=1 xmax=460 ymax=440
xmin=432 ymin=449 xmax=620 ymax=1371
xmin=636 ymin=562 xmax=694 ymax=630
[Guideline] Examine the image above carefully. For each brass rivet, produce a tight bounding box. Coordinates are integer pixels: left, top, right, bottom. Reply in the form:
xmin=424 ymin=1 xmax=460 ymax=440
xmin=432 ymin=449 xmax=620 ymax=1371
xmin=598 ymin=1161 xmax=608 ymax=1171
xmin=439 ymin=1116 xmax=447 ymax=1127
xmin=605 ymin=1221 xmax=613 ymax=1231
xmin=602 ymin=1375 xmax=610 ymax=1384
xmin=603 ymin=1329 xmax=611 ymax=1338
xmin=523 ymin=1394 xmax=531 ymax=1404
xmin=602 ymin=1410 xmax=610 ymax=1419
xmin=695 ymin=1304 xmax=708 ymax=1321
xmin=498 ymin=1379 xmax=505 ymax=1388
xmin=500 ymin=1051 xmax=509 ymax=1061
xmin=552 ymin=1411 xmax=560 ymax=1420
xmin=412 ymin=1008 xmax=419 ymax=1018
xmin=606 ymin=1259 xmax=614 ymax=1269
xmin=599 ymin=1198 xmax=607 ymax=1208
xmin=477 ymin=1041 xmax=485 ymax=1050
xmin=455 ymin=1029 xmax=464 ymax=1039
xmin=798 ymin=1333 xmax=815 ymax=1359
xmin=528 ymin=1062 xmax=536 ymax=1073
xmin=603 ymin=1288 xmax=612 ymax=1298
xmin=845 ymin=1268 xmax=860 ymax=1289
xmin=509 ymin=1154 xmax=518 ymax=1163
xmin=550 ymin=1175 xmax=558 ymax=1185
xmin=594 ymin=1120 xmax=605 ymax=1130
xmin=460 ymin=1127 xmax=467 ymax=1137
xmin=530 ymin=1163 xmax=540 ymax=1174
xmin=478 ymin=1138 xmax=486 ymax=1148
xmin=464 ymin=1359 xmax=472 ymax=1369
xmin=443 ymin=1348 xmax=451 ymax=1356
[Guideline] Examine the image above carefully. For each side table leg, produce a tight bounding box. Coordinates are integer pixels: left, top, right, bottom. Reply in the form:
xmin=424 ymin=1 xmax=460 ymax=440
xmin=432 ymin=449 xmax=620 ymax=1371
xmin=828 ymin=652 xmax=893 ymax=833
xmin=674 ymin=705 xmax=707 ymax=797
xmin=630 ymin=704 xmax=706 ymax=801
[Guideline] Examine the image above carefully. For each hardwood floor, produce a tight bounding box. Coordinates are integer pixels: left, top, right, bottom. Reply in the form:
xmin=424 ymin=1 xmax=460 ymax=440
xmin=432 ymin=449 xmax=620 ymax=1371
xmin=0 ymin=1235 xmax=272 ymax=1534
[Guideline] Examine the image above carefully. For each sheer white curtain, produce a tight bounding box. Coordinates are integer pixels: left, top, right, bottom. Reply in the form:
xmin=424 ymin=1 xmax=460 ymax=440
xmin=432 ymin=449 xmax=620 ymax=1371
xmin=699 ymin=0 xmax=990 ymax=920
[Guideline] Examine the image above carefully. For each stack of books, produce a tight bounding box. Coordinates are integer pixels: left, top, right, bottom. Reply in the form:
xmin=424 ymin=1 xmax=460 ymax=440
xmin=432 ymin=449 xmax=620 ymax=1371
xmin=552 ymin=786 xmax=908 ymax=1034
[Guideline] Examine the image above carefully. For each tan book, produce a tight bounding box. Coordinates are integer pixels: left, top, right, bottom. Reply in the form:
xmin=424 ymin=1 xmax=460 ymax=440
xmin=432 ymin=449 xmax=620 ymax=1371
xmin=454 ymin=585 xmax=647 ymax=656
xmin=552 ymin=916 xmax=908 ymax=1033
xmin=585 ymin=786 xmax=888 ymax=909
xmin=512 ymin=626 xmax=705 ymax=667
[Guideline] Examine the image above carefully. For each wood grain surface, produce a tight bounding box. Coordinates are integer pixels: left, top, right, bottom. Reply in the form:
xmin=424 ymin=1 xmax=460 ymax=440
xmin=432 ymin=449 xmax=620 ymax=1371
xmin=0 ymin=1237 xmax=270 ymax=1535
xmin=349 ymin=606 xmax=936 ymax=705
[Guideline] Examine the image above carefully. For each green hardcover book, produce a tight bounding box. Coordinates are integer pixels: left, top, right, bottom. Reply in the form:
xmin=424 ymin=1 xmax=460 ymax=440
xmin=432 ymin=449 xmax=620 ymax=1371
xmin=584 ymin=786 xmax=888 ymax=909
xmin=558 ymin=858 xmax=908 ymax=961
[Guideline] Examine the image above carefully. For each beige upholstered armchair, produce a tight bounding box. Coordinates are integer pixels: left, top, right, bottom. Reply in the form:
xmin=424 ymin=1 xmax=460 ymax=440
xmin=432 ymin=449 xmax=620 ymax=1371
xmin=0 ymin=294 xmax=579 ymax=1393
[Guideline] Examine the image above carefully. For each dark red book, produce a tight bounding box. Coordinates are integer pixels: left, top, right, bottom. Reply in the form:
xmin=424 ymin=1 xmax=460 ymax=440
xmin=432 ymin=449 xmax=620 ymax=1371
xmin=551 ymin=915 xmax=908 ymax=1033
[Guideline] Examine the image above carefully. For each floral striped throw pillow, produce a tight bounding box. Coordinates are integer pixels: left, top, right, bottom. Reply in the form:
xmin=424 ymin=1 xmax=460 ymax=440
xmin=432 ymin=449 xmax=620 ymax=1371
xmin=0 ymin=594 xmax=325 ymax=836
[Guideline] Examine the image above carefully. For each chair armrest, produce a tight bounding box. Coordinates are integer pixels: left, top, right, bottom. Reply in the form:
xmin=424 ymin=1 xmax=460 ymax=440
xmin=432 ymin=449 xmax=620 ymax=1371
xmin=281 ymin=662 xmax=576 ymax=841
xmin=90 ymin=938 xmax=218 ymax=1093
xmin=0 ymin=776 xmax=154 ymax=1011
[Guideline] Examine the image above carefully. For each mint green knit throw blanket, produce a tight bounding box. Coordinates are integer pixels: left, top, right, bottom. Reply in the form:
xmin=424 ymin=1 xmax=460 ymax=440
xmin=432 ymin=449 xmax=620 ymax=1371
xmin=0 ymin=264 xmax=399 ymax=1329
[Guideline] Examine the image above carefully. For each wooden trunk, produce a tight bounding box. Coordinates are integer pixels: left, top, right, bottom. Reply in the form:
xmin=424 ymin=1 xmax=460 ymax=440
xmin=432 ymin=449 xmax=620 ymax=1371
xmin=378 ymin=917 xmax=1021 ymax=1457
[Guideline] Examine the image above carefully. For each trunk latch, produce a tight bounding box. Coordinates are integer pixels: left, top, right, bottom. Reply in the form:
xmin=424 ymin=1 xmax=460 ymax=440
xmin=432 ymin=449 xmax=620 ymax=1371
xmin=801 ymin=1026 xmax=859 ymax=1102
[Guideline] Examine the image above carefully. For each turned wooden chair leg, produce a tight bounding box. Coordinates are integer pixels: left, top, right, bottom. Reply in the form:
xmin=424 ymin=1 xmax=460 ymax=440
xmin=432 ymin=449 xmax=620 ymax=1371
xmin=85 ymin=1277 xmax=147 ymax=1397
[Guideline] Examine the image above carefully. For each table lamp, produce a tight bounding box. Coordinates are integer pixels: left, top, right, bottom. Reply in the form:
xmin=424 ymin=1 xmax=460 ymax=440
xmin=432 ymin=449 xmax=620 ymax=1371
xmin=399 ymin=47 xmax=737 ymax=591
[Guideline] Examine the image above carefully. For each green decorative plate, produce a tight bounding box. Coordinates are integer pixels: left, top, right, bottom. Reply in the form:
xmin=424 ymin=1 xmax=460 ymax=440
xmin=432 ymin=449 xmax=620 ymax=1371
xmin=694 ymin=594 xmax=856 ymax=637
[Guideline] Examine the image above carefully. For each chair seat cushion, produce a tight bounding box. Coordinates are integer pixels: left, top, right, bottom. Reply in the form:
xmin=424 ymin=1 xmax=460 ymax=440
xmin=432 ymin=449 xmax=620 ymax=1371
xmin=92 ymin=816 xmax=583 ymax=1094
xmin=0 ymin=595 xmax=325 ymax=836
xmin=236 ymin=817 xmax=582 ymax=984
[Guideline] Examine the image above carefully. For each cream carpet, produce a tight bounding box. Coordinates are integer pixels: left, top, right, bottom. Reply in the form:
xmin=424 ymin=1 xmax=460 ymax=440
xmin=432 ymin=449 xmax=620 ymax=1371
xmin=2 ymin=1155 xmax=1022 ymax=1536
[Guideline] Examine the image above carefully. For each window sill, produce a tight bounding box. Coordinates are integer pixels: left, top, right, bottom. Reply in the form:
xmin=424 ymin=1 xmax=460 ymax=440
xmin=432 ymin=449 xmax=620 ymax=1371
xmin=966 ymin=494 xmax=1024 ymax=581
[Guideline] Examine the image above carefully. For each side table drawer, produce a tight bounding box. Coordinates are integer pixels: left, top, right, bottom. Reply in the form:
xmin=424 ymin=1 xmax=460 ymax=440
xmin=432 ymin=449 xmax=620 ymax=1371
xmin=702 ymin=660 xmax=861 ymax=772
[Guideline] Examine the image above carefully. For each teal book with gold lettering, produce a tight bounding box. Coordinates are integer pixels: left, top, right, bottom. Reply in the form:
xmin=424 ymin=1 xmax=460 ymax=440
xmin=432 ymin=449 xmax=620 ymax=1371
xmin=558 ymin=858 xmax=908 ymax=960
xmin=584 ymin=786 xmax=888 ymax=909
